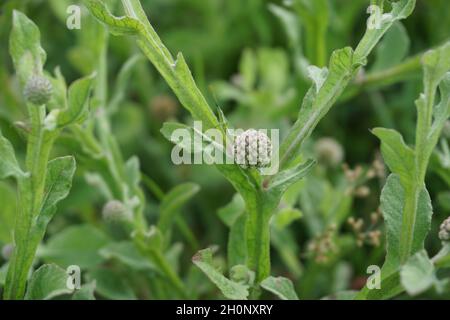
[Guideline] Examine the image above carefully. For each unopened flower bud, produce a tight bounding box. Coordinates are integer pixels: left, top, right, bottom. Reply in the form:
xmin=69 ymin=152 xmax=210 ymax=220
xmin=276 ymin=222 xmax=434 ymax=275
xmin=314 ymin=137 xmax=344 ymax=167
xmin=102 ymin=200 xmax=129 ymax=222
xmin=439 ymin=217 xmax=450 ymax=242
xmin=2 ymin=244 xmax=14 ymax=260
xmin=234 ymin=129 xmax=272 ymax=168
xmin=23 ymin=75 xmax=53 ymax=105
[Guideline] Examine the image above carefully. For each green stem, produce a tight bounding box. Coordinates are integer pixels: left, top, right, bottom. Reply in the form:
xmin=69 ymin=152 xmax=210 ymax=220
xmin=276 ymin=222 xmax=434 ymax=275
xmin=4 ymin=106 xmax=56 ymax=300
xmin=399 ymin=185 xmax=420 ymax=262
xmin=243 ymin=190 xmax=276 ymax=298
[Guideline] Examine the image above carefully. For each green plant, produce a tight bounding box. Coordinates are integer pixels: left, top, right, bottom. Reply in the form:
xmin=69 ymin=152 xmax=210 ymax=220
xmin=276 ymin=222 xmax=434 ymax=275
xmin=84 ymin=0 xmax=419 ymax=299
xmin=1 ymin=11 xmax=94 ymax=299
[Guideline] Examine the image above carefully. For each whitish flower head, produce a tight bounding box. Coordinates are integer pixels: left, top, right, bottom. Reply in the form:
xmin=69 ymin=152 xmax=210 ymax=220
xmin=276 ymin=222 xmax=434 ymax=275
xmin=314 ymin=137 xmax=344 ymax=167
xmin=23 ymin=75 xmax=53 ymax=105
xmin=234 ymin=129 xmax=272 ymax=168
xmin=439 ymin=217 xmax=450 ymax=242
xmin=102 ymin=200 xmax=129 ymax=222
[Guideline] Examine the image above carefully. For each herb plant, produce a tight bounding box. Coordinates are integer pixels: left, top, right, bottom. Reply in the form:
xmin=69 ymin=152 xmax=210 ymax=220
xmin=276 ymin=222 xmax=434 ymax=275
xmin=0 ymin=0 xmax=449 ymax=300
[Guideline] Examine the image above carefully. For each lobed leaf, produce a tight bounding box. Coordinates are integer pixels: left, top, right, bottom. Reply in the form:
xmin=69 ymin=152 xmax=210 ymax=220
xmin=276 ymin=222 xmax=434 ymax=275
xmin=192 ymin=248 xmax=249 ymax=300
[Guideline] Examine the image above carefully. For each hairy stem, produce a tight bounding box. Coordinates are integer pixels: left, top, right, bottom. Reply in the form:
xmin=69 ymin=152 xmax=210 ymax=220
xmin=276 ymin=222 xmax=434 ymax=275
xmin=4 ymin=106 xmax=56 ymax=300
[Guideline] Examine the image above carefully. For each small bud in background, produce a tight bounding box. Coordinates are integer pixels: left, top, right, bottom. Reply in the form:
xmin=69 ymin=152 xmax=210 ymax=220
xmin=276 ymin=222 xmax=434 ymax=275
xmin=314 ymin=137 xmax=344 ymax=167
xmin=102 ymin=200 xmax=129 ymax=222
xmin=234 ymin=129 xmax=272 ymax=168
xmin=149 ymin=95 xmax=178 ymax=122
xmin=439 ymin=217 xmax=450 ymax=242
xmin=2 ymin=244 xmax=14 ymax=260
xmin=23 ymin=75 xmax=53 ymax=105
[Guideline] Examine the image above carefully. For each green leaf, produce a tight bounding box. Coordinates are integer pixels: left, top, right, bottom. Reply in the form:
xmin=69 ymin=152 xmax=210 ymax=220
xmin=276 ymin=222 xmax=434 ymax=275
xmin=25 ymin=264 xmax=72 ymax=300
xmin=40 ymin=225 xmax=110 ymax=269
xmin=239 ymin=49 xmax=257 ymax=91
xmin=82 ymin=0 xmax=143 ymax=36
xmin=0 ymin=182 xmax=17 ymax=243
xmin=40 ymin=156 xmax=76 ymax=215
xmin=354 ymin=0 xmax=416 ymax=63
xmin=158 ymin=183 xmax=200 ymax=235
xmin=228 ymin=214 xmax=247 ymax=268
xmin=100 ymin=241 xmax=156 ymax=271
xmin=192 ymin=248 xmax=249 ymax=300
xmin=422 ymin=42 xmax=450 ymax=94
xmin=0 ymin=130 xmax=26 ymax=179
xmin=279 ymin=48 xmax=356 ymax=167
xmin=9 ymin=10 xmax=46 ymax=85
xmin=268 ymin=160 xmax=315 ymax=196
xmin=84 ymin=0 xmax=219 ymax=130
xmin=72 ymin=281 xmax=96 ymax=300
xmin=109 ymin=55 xmax=142 ymax=111
xmin=268 ymin=4 xmax=301 ymax=52
xmin=371 ymin=22 xmax=410 ymax=72
xmin=272 ymin=207 xmax=302 ymax=230
xmin=87 ymin=268 xmax=136 ymax=300
xmin=57 ymin=73 xmax=96 ymax=127
xmin=260 ymin=276 xmax=299 ymax=300
xmin=217 ymin=193 xmax=245 ymax=228
xmin=372 ymin=128 xmax=415 ymax=188
xmin=400 ymin=250 xmax=437 ymax=296
xmin=380 ymin=174 xmax=433 ymax=273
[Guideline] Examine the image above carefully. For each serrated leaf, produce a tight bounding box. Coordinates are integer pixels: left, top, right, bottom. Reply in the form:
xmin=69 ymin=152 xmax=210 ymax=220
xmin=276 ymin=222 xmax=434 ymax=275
xmin=40 ymin=225 xmax=110 ymax=269
xmin=25 ymin=264 xmax=72 ymax=300
xmin=0 ymin=130 xmax=26 ymax=179
xmin=83 ymin=0 xmax=143 ymax=36
xmin=260 ymin=276 xmax=299 ymax=300
xmin=192 ymin=248 xmax=249 ymax=300
xmin=372 ymin=128 xmax=415 ymax=188
xmin=400 ymin=250 xmax=436 ymax=296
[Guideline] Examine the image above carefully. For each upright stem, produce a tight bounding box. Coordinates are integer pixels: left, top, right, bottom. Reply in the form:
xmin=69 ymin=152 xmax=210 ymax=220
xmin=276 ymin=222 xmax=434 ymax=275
xmin=4 ymin=105 xmax=56 ymax=300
